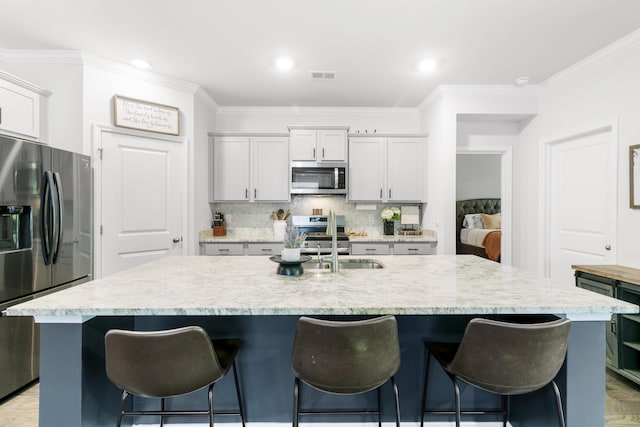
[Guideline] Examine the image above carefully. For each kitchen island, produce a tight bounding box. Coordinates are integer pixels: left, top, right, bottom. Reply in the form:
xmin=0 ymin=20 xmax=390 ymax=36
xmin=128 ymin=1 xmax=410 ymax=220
xmin=5 ymin=255 xmax=637 ymax=427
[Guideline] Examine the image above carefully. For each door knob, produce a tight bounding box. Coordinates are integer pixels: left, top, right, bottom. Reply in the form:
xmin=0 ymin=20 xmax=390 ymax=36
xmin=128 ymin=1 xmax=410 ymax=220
xmin=605 ymin=244 xmax=611 ymax=251
xmin=173 ymin=237 xmax=181 ymax=243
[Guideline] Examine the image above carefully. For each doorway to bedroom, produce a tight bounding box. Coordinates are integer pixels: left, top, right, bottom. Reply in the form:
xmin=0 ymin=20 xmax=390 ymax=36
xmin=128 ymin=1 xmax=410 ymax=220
xmin=456 ymin=117 xmax=516 ymax=265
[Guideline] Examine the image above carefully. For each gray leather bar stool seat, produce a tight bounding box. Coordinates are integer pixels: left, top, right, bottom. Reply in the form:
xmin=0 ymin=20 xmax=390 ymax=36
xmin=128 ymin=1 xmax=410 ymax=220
xmin=291 ymin=315 xmax=401 ymax=427
xmin=421 ymin=317 xmax=571 ymax=427
xmin=105 ymin=326 xmax=246 ymax=427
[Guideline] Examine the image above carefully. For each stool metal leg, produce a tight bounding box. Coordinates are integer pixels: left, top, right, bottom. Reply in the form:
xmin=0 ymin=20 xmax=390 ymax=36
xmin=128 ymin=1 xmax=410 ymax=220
xmin=160 ymin=397 xmax=166 ymax=427
xmin=208 ymin=383 xmax=214 ymax=427
xmin=420 ymin=346 xmax=432 ymax=427
xmin=451 ymin=374 xmax=461 ymax=427
xmin=293 ymin=377 xmax=300 ymax=427
xmin=551 ymin=380 xmax=565 ymax=427
xmin=232 ymin=360 xmax=247 ymax=427
xmin=391 ymin=376 xmax=401 ymax=427
xmin=377 ymin=386 xmax=382 ymax=427
xmin=503 ymin=395 xmax=509 ymax=427
xmin=116 ymin=390 xmax=128 ymax=427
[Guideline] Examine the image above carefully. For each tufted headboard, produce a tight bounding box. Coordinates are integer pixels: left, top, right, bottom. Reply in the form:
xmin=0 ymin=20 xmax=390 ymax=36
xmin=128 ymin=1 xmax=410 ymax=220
xmin=456 ymin=198 xmax=501 ymax=242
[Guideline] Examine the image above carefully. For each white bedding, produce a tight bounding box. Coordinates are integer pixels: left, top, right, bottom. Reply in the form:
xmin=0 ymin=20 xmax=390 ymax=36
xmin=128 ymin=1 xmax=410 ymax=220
xmin=460 ymin=228 xmax=500 ymax=247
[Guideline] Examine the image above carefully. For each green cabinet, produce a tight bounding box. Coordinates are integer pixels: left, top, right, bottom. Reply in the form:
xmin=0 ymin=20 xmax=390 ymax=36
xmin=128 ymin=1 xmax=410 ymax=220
xmin=575 ymin=268 xmax=640 ymax=385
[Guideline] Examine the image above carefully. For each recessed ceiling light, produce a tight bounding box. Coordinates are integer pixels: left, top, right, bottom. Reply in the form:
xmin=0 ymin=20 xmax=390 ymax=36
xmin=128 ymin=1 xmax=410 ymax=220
xmin=417 ymin=59 xmax=438 ymax=73
xmin=275 ymin=56 xmax=294 ymax=71
xmin=131 ymin=59 xmax=150 ymax=69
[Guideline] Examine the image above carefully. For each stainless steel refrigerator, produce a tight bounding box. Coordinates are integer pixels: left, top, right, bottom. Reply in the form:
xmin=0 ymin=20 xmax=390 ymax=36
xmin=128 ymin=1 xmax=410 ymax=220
xmin=0 ymin=135 xmax=91 ymax=399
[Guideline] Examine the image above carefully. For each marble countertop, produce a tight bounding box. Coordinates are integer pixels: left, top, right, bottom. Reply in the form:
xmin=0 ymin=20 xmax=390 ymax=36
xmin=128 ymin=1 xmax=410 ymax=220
xmin=199 ymin=228 xmax=437 ymax=243
xmin=5 ymin=255 xmax=637 ymax=320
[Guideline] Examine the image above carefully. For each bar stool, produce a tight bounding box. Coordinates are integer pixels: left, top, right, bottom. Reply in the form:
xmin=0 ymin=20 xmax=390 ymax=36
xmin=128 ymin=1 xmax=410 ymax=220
xmin=421 ymin=317 xmax=571 ymax=427
xmin=291 ymin=315 xmax=401 ymax=427
xmin=105 ymin=326 xmax=246 ymax=427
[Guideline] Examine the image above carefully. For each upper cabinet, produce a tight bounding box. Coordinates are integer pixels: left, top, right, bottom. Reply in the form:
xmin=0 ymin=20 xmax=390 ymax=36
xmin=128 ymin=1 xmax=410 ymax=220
xmin=0 ymin=70 xmax=51 ymax=141
xmin=349 ymin=135 xmax=426 ymax=202
xmin=210 ymin=135 xmax=289 ymax=202
xmin=289 ymin=126 xmax=349 ymax=162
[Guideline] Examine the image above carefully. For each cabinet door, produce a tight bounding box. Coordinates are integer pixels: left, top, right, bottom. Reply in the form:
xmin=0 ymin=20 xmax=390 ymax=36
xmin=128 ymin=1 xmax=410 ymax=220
xmin=290 ymin=129 xmax=317 ymax=160
xmin=252 ymin=137 xmax=289 ymax=201
xmin=213 ymin=137 xmax=250 ymax=201
xmin=387 ymin=138 xmax=424 ymax=202
xmin=348 ymin=138 xmax=385 ymax=201
xmin=0 ymin=78 xmax=41 ymax=138
xmin=318 ymin=129 xmax=347 ymax=161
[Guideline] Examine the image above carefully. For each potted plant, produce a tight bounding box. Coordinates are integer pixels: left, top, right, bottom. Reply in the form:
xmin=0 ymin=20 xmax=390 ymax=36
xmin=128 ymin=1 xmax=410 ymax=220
xmin=282 ymin=224 xmax=307 ymax=261
xmin=381 ymin=207 xmax=400 ymax=235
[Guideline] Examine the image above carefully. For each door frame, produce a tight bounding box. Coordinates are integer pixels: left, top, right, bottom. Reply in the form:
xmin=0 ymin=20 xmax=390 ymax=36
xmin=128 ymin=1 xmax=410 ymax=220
xmin=456 ymin=145 xmax=513 ymax=266
xmin=539 ymin=119 xmax=618 ymax=277
xmin=92 ymin=123 xmax=189 ymax=279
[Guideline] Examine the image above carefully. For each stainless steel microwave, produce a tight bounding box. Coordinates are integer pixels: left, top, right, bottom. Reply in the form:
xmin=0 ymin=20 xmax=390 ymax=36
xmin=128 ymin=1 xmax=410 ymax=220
xmin=290 ymin=161 xmax=347 ymax=195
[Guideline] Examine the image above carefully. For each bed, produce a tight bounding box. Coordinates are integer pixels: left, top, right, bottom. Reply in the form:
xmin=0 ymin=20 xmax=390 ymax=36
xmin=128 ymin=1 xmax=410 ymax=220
xmin=456 ymin=198 xmax=501 ymax=262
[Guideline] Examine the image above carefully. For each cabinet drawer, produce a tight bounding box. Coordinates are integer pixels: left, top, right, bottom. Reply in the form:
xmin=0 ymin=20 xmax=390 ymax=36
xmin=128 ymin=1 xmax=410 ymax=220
xmin=247 ymin=243 xmax=284 ymax=256
xmin=393 ymin=243 xmax=435 ymax=255
xmin=202 ymin=243 xmax=244 ymax=256
xmin=351 ymin=243 xmax=390 ymax=255
xmin=576 ymin=277 xmax=614 ymax=297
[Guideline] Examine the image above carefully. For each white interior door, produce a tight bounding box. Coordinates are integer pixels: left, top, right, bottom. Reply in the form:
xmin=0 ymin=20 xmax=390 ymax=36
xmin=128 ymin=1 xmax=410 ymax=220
xmin=99 ymin=130 xmax=184 ymax=276
xmin=547 ymin=125 xmax=617 ymax=284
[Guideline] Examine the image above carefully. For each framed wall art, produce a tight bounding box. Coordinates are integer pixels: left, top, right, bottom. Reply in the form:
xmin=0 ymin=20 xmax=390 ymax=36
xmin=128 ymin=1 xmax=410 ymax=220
xmin=113 ymin=95 xmax=180 ymax=136
xmin=630 ymin=144 xmax=640 ymax=208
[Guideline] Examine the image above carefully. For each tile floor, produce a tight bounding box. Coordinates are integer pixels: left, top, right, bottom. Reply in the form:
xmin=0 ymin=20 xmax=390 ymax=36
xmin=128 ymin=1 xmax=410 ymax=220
xmin=0 ymin=371 xmax=639 ymax=426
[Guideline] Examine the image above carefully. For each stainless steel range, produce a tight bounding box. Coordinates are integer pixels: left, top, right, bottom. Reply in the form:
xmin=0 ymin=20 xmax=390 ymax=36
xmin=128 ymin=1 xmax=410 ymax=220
xmin=291 ymin=215 xmax=350 ymax=255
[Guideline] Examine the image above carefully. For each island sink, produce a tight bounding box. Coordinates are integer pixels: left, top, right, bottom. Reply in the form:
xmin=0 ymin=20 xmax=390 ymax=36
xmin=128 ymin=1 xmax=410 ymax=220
xmin=306 ymin=258 xmax=384 ymax=270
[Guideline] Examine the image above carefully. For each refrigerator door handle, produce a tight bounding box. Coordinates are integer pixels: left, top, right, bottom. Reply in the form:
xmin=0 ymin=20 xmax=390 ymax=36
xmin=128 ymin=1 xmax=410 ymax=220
xmin=40 ymin=171 xmax=55 ymax=265
xmin=52 ymin=172 xmax=63 ymax=264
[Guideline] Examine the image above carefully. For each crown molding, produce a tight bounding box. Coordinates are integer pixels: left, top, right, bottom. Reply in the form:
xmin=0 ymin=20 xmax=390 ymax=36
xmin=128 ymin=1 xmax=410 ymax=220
xmin=0 ymin=48 xmax=219 ymax=107
xmin=544 ymin=28 xmax=640 ymax=89
xmin=215 ymin=106 xmax=420 ymax=117
xmin=0 ymin=68 xmax=52 ymax=96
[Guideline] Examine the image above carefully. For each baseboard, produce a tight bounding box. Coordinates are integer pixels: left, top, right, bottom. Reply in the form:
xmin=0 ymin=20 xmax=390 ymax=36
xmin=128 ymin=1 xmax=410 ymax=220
xmin=133 ymin=422 xmax=513 ymax=427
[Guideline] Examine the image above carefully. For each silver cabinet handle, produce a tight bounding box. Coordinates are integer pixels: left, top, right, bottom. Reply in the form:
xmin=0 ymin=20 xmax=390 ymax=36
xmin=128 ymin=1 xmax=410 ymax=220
xmin=605 ymin=244 xmax=611 ymax=251
xmin=218 ymin=248 xmax=230 ymax=252
xmin=245 ymin=188 xmax=248 ymax=199
xmin=380 ymin=189 xmax=383 ymax=198
xmin=173 ymin=237 xmax=181 ymax=243
xmin=389 ymin=189 xmax=392 ymax=198
xmin=261 ymin=248 xmax=272 ymax=252
xmin=254 ymin=188 xmax=257 ymax=198
xmin=365 ymin=248 xmax=376 ymax=252
xmin=312 ymin=148 xmax=316 ymax=159
xmin=322 ymin=148 xmax=325 ymax=159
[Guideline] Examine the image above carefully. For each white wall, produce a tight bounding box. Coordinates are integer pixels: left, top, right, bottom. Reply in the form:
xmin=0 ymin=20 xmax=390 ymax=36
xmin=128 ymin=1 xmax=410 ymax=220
xmin=520 ymin=30 xmax=640 ymax=270
xmin=0 ymin=60 xmax=84 ymax=153
xmin=456 ymin=154 xmax=501 ymax=200
xmin=215 ymin=107 xmax=421 ymax=134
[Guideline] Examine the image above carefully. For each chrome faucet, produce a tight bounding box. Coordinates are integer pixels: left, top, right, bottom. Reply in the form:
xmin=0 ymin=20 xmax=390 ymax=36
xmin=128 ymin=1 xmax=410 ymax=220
xmin=317 ymin=243 xmax=322 ymax=263
xmin=326 ymin=210 xmax=339 ymax=273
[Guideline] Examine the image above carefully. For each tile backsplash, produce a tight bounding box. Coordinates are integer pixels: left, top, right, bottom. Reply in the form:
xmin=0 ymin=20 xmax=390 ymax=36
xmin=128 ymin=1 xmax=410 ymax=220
xmin=210 ymin=196 xmax=424 ymax=237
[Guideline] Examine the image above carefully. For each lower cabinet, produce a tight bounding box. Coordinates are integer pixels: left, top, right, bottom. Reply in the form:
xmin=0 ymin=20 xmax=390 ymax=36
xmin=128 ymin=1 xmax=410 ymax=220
xmin=351 ymin=242 xmax=436 ymax=255
xmin=575 ymin=269 xmax=640 ymax=384
xmin=201 ymin=242 xmax=284 ymax=256
xmin=202 ymin=243 xmax=244 ymax=256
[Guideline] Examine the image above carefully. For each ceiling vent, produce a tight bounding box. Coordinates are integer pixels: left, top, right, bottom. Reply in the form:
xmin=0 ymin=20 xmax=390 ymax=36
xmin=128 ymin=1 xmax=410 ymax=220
xmin=310 ymin=71 xmax=337 ymax=80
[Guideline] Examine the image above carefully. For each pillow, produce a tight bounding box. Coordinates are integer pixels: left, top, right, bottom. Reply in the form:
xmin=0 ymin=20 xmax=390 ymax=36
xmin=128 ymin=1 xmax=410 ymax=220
xmin=463 ymin=213 xmax=484 ymax=229
xmin=481 ymin=213 xmax=501 ymax=229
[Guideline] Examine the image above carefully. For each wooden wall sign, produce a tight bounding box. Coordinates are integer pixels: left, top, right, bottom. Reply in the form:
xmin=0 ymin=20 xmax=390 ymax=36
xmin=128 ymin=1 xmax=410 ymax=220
xmin=113 ymin=95 xmax=180 ymax=135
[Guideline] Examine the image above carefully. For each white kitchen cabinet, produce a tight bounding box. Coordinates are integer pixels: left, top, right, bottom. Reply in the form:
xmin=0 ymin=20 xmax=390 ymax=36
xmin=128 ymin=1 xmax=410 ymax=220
xmin=0 ymin=70 xmax=50 ymax=140
xmin=392 ymin=242 xmax=436 ymax=255
xmin=289 ymin=126 xmax=349 ymax=162
xmin=349 ymin=136 xmax=426 ymax=202
xmin=247 ymin=243 xmax=284 ymax=256
xmin=202 ymin=243 xmax=244 ymax=256
xmin=211 ymin=135 xmax=289 ymax=202
xmin=351 ymin=243 xmax=391 ymax=256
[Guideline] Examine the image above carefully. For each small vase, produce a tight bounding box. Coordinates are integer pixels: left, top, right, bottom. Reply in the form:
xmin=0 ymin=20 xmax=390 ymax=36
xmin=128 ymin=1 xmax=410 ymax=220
xmin=383 ymin=221 xmax=394 ymax=236
xmin=281 ymin=247 xmax=301 ymax=262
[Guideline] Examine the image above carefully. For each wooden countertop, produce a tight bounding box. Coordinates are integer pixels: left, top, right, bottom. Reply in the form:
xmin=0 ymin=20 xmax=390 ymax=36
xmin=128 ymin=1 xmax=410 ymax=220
xmin=572 ymin=264 xmax=640 ymax=286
